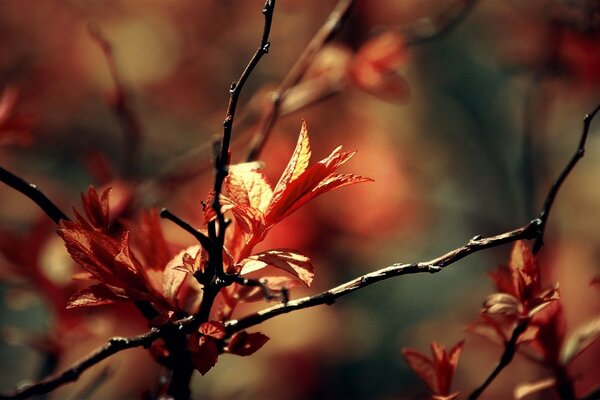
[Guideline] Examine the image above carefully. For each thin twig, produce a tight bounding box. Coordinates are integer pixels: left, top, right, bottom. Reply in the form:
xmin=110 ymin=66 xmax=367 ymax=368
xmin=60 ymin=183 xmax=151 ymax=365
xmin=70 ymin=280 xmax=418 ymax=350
xmin=245 ymin=0 xmax=355 ymax=162
xmin=0 ymin=166 xmax=69 ymax=224
xmin=159 ymin=208 xmax=216 ymax=253
xmin=532 ymin=103 xmax=600 ymax=253
xmin=225 ymin=223 xmax=540 ymax=333
xmin=468 ymin=320 xmax=530 ymax=400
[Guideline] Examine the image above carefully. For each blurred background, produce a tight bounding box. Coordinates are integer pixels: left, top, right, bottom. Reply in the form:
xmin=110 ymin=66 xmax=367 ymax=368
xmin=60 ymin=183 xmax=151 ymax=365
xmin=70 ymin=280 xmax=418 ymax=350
xmin=1 ymin=0 xmax=599 ymax=398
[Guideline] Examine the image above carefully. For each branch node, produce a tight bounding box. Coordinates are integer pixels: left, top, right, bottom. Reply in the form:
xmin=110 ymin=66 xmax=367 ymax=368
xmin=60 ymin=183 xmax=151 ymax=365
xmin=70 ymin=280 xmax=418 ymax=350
xmin=428 ymin=265 xmax=443 ymax=273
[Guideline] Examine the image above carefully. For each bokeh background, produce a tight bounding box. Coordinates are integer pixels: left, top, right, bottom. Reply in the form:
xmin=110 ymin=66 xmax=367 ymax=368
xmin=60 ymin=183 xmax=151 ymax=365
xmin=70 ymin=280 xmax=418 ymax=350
xmin=1 ymin=0 xmax=600 ymax=398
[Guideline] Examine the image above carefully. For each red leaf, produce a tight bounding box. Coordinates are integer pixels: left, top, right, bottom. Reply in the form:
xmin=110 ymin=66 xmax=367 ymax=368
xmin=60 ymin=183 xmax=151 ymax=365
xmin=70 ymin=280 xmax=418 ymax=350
xmin=401 ymin=348 xmax=437 ymax=393
xmin=66 ymin=284 xmax=122 ymax=308
xmin=402 ymin=340 xmax=464 ymax=397
xmin=348 ymin=31 xmax=410 ymax=102
xmin=240 ymin=249 xmax=314 ymax=287
xmin=81 ymin=186 xmax=111 ymax=231
xmin=199 ymin=321 xmax=226 ymax=340
xmin=264 ymin=123 xmax=372 ymax=225
xmin=137 ymin=208 xmax=172 ymax=270
xmin=189 ymin=336 xmax=219 ymax=375
xmin=162 ymin=248 xmax=191 ymax=303
xmin=226 ymin=331 xmax=269 ymax=357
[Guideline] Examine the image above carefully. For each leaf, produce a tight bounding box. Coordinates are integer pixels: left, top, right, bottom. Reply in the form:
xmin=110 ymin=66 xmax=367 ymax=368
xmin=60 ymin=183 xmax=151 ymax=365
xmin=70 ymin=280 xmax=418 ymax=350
xmin=482 ymin=293 xmax=523 ymax=316
xmin=401 ymin=348 xmax=437 ymax=393
xmin=138 ymin=208 xmax=172 ymax=270
xmin=240 ymin=249 xmax=314 ymax=287
xmin=226 ymin=331 xmax=269 ymax=357
xmin=514 ymin=377 xmax=556 ymax=399
xmin=227 ymin=164 xmax=273 ymax=213
xmin=199 ymin=321 xmax=226 ymax=340
xmin=348 ymin=31 xmax=410 ymax=102
xmin=560 ymin=315 xmax=600 ymax=365
xmin=66 ymin=284 xmax=122 ymax=308
xmin=81 ymin=186 xmax=111 ymax=231
xmin=271 ymin=120 xmax=312 ymax=199
xmin=190 ymin=336 xmax=219 ymax=375
xmin=266 ymin=152 xmax=370 ymax=225
xmin=162 ymin=248 xmax=191 ymax=303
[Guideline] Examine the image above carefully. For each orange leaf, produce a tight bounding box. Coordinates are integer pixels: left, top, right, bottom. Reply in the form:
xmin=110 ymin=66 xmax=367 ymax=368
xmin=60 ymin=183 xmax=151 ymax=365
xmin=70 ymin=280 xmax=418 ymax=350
xmin=199 ymin=321 xmax=226 ymax=340
xmin=66 ymin=284 xmax=122 ymax=308
xmin=190 ymin=336 xmax=219 ymax=375
xmin=402 ymin=348 xmax=437 ymax=393
xmin=271 ymin=120 xmax=312 ymax=198
xmin=240 ymin=249 xmax=314 ymax=287
xmin=227 ymin=163 xmax=273 ymax=213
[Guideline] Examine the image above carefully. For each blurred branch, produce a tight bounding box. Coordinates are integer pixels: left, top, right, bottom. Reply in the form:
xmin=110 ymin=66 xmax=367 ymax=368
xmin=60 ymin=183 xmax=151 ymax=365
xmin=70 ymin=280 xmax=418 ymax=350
xmin=88 ymin=23 xmax=143 ymax=179
xmin=404 ymin=0 xmax=479 ymax=46
xmin=0 ymin=329 xmax=161 ymax=400
xmin=245 ymin=0 xmax=355 ymax=162
xmin=468 ymin=319 xmax=530 ymax=400
xmin=0 ymin=166 xmax=69 ymax=224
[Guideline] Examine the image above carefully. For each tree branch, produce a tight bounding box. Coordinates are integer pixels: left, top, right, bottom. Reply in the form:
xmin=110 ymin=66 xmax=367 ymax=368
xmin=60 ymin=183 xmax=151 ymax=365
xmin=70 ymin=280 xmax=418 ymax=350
xmin=245 ymin=0 xmax=354 ymax=162
xmin=0 ymin=166 xmax=69 ymax=224
xmin=532 ymin=103 xmax=600 ymax=253
xmin=0 ymin=329 xmax=161 ymax=400
xmin=468 ymin=319 xmax=530 ymax=400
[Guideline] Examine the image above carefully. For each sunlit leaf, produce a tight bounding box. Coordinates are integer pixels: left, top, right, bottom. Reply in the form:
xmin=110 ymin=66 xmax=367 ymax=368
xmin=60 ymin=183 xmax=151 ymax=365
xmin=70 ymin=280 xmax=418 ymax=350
xmin=240 ymin=249 xmax=314 ymax=287
xmin=514 ymin=377 xmax=556 ymax=399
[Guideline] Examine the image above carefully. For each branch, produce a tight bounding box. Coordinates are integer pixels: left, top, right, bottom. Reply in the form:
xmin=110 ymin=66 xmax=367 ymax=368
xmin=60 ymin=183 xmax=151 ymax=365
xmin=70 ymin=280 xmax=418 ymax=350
xmin=226 ymin=103 xmax=599 ymax=331
xmin=533 ymin=103 xmax=600 ymax=253
xmin=226 ymin=223 xmax=540 ymax=333
xmin=468 ymin=319 xmax=530 ymax=400
xmin=0 ymin=166 xmax=69 ymax=224
xmin=159 ymin=208 xmax=216 ymax=253
xmin=0 ymin=329 xmax=161 ymax=400
xmin=245 ymin=0 xmax=355 ymax=162
xmin=209 ymin=0 xmax=276 ymax=281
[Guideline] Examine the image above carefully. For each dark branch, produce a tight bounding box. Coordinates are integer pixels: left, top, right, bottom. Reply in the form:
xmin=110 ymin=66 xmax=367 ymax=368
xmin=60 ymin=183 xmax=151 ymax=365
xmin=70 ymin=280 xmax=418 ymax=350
xmin=225 ymin=222 xmax=540 ymax=333
xmin=159 ymin=208 xmax=216 ymax=252
xmin=533 ymin=103 xmax=600 ymax=253
xmin=245 ymin=0 xmax=354 ymax=162
xmin=0 ymin=166 xmax=69 ymax=224
xmin=468 ymin=319 xmax=530 ymax=400
xmin=0 ymin=329 xmax=161 ymax=400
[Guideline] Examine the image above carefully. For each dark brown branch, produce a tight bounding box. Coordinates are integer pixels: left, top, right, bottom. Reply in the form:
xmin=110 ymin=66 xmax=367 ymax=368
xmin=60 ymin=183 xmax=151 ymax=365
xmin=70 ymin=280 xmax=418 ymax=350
xmin=207 ymin=0 xmax=275 ymax=283
xmin=0 ymin=166 xmax=69 ymax=224
xmin=404 ymin=0 xmax=479 ymax=46
xmin=88 ymin=23 xmax=143 ymax=178
xmin=533 ymin=103 xmax=600 ymax=253
xmin=159 ymin=208 xmax=216 ymax=253
xmin=468 ymin=319 xmax=530 ymax=400
xmin=245 ymin=0 xmax=354 ymax=162
xmin=0 ymin=329 xmax=161 ymax=400
xmin=225 ymin=222 xmax=540 ymax=333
